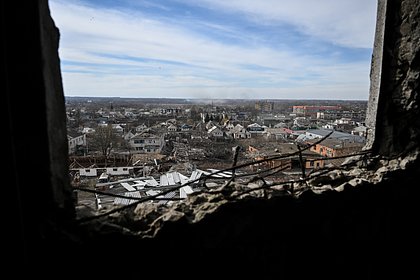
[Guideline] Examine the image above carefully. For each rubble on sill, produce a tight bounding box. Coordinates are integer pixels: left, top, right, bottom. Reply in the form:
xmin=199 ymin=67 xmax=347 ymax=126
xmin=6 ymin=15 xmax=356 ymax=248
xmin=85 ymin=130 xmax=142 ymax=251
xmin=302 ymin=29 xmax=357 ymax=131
xmin=84 ymin=148 xmax=420 ymax=238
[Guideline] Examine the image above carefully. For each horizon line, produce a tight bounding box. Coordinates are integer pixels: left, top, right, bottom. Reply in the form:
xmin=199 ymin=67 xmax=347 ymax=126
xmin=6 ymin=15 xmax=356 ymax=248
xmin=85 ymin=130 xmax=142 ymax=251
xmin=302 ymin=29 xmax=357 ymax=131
xmin=65 ymin=95 xmax=368 ymax=101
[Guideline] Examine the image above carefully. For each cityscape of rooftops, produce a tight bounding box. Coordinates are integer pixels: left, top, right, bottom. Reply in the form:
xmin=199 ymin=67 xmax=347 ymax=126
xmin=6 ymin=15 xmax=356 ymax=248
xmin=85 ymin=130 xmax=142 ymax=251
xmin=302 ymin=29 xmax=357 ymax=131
xmin=56 ymin=1 xmax=375 ymax=215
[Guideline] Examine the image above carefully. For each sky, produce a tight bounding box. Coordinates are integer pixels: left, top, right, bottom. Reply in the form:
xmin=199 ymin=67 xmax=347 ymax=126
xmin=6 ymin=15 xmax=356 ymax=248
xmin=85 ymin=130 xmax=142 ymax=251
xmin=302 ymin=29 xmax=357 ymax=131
xmin=49 ymin=0 xmax=377 ymax=100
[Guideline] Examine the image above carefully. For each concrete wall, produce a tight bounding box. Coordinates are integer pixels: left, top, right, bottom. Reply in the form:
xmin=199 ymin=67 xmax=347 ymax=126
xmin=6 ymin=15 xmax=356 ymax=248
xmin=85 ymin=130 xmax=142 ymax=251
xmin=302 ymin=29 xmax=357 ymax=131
xmin=3 ymin=0 xmax=74 ymax=265
xmin=366 ymin=0 xmax=420 ymax=156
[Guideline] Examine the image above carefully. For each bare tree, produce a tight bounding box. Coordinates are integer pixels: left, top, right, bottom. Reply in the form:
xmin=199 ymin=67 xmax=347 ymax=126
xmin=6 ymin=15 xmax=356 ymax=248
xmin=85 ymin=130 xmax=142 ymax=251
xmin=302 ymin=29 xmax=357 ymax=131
xmin=89 ymin=124 xmax=118 ymax=157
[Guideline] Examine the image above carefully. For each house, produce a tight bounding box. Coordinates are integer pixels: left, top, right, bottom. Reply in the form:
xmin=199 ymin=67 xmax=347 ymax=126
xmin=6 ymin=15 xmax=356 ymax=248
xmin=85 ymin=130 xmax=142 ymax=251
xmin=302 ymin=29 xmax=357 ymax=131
xmin=123 ymin=130 xmax=135 ymax=141
xmin=105 ymin=167 xmax=133 ymax=176
xmin=273 ymin=122 xmax=287 ymax=128
xmin=180 ymin=124 xmax=192 ymax=131
xmin=334 ymin=118 xmax=355 ymax=125
xmin=261 ymin=116 xmax=283 ymax=127
xmin=112 ymin=124 xmax=124 ymax=134
xmin=322 ymin=123 xmax=335 ymax=130
xmin=307 ymin=138 xmax=365 ymax=167
xmin=135 ymin=123 xmax=148 ymax=132
xmin=247 ymin=123 xmax=265 ymax=135
xmin=81 ymin=127 xmax=95 ymax=134
xmin=264 ymin=127 xmax=293 ymax=140
xmin=208 ymin=126 xmax=224 ymax=138
xmin=167 ymin=124 xmax=178 ymax=132
xmin=205 ymin=121 xmax=217 ymax=130
xmin=352 ymin=125 xmax=368 ymax=137
xmin=334 ymin=123 xmax=355 ymax=134
xmin=124 ymin=110 xmax=136 ymax=118
xmin=230 ymin=124 xmax=251 ymax=139
xmin=129 ymin=132 xmax=165 ymax=153
xmin=79 ymin=168 xmax=98 ymax=177
xmin=292 ymin=117 xmax=312 ymax=129
xmin=67 ymin=132 xmax=86 ymax=155
xmin=308 ymin=138 xmax=364 ymax=158
xmin=225 ymin=122 xmax=235 ymax=131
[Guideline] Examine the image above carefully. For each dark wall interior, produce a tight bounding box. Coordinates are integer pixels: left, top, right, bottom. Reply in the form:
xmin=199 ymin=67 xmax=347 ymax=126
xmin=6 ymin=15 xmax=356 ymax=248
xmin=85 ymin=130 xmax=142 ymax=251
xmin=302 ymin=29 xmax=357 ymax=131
xmin=3 ymin=0 xmax=420 ymax=277
xmin=2 ymin=0 xmax=73 ymax=266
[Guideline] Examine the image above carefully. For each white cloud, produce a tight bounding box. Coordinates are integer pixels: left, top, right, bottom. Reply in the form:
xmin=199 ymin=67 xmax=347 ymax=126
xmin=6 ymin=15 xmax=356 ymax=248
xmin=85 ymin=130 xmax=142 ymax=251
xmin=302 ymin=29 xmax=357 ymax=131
xmin=50 ymin=0 xmax=374 ymax=100
xmin=62 ymin=59 xmax=370 ymax=100
xmin=183 ymin=0 xmax=377 ymax=48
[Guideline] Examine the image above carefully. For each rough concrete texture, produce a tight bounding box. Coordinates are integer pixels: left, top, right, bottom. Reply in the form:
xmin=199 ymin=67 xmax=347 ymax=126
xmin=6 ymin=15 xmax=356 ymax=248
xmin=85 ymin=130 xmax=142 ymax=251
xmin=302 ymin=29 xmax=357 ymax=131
xmin=39 ymin=0 xmax=74 ymax=212
xmin=367 ymin=0 xmax=420 ymax=156
xmin=4 ymin=0 xmax=74 ymax=267
xmin=63 ymin=153 xmax=418 ymax=277
xmin=365 ymin=0 xmax=387 ymax=149
xmin=89 ymin=149 xmax=419 ymax=238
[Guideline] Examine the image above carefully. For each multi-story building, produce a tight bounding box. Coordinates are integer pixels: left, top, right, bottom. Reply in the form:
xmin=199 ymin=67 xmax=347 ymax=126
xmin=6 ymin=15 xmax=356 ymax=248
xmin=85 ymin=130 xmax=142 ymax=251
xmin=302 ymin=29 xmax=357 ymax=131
xmin=255 ymin=101 xmax=274 ymax=112
xmin=293 ymin=105 xmax=342 ymax=118
xmin=67 ymin=132 xmax=86 ymax=155
xmin=129 ymin=132 xmax=165 ymax=153
xmin=317 ymin=110 xmax=365 ymax=121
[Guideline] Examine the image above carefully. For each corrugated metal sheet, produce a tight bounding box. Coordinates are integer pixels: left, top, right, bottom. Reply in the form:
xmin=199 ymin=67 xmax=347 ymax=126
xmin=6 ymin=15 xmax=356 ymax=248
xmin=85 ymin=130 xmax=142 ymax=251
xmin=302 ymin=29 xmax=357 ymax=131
xmin=160 ymin=175 xmax=169 ymax=186
xmin=144 ymin=178 xmax=159 ymax=187
xmin=207 ymin=169 xmax=232 ymax=178
xmin=114 ymin=191 xmax=141 ymax=205
xmin=146 ymin=190 xmax=159 ymax=196
xmin=190 ymin=170 xmax=203 ymax=181
xmin=132 ymin=181 xmax=146 ymax=189
xmin=167 ymin=172 xmax=176 ymax=185
xmin=158 ymin=191 xmax=177 ymax=205
xmin=179 ymin=173 xmax=190 ymax=184
xmin=181 ymin=185 xmax=194 ymax=194
xmin=209 ymin=173 xmax=224 ymax=178
xmin=197 ymin=169 xmax=210 ymax=176
xmin=180 ymin=188 xmax=187 ymax=199
xmin=120 ymin=182 xmax=136 ymax=191
xmin=172 ymin=172 xmax=181 ymax=184
xmin=164 ymin=191 xmax=177 ymax=198
xmin=180 ymin=186 xmax=194 ymax=198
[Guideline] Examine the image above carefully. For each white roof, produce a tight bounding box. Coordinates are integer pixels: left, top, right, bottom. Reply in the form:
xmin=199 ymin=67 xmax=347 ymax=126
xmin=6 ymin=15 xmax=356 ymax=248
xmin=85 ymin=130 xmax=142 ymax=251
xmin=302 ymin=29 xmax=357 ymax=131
xmin=179 ymin=173 xmax=190 ymax=185
xmin=146 ymin=190 xmax=159 ymax=196
xmin=160 ymin=175 xmax=169 ymax=186
xmin=190 ymin=170 xmax=203 ymax=181
xmin=144 ymin=178 xmax=159 ymax=187
xmin=120 ymin=182 xmax=136 ymax=192
xmin=208 ymin=126 xmax=221 ymax=133
xmin=207 ymin=169 xmax=232 ymax=178
xmin=131 ymin=181 xmax=146 ymax=189
xmin=166 ymin=172 xmax=176 ymax=185
xmin=247 ymin=123 xmax=262 ymax=128
xmin=180 ymin=186 xmax=194 ymax=199
xmin=181 ymin=186 xmax=194 ymax=194
xmin=114 ymin=191 xmax=141 ymax=205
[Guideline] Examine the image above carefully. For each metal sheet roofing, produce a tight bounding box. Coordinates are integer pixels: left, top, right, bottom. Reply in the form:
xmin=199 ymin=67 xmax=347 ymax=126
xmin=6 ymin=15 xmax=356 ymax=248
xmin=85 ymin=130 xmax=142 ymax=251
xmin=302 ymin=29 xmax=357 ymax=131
xmin=114 ymin=191 xmax=141 ymax=205
xmin=120 ymin=182 xmax=136 ymax=192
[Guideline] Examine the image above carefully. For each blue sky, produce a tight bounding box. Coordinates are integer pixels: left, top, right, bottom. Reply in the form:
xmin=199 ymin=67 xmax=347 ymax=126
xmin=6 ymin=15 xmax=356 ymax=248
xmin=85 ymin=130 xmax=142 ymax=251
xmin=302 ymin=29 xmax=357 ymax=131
xmin=50 ymin=0 xmax=377 ymax=100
